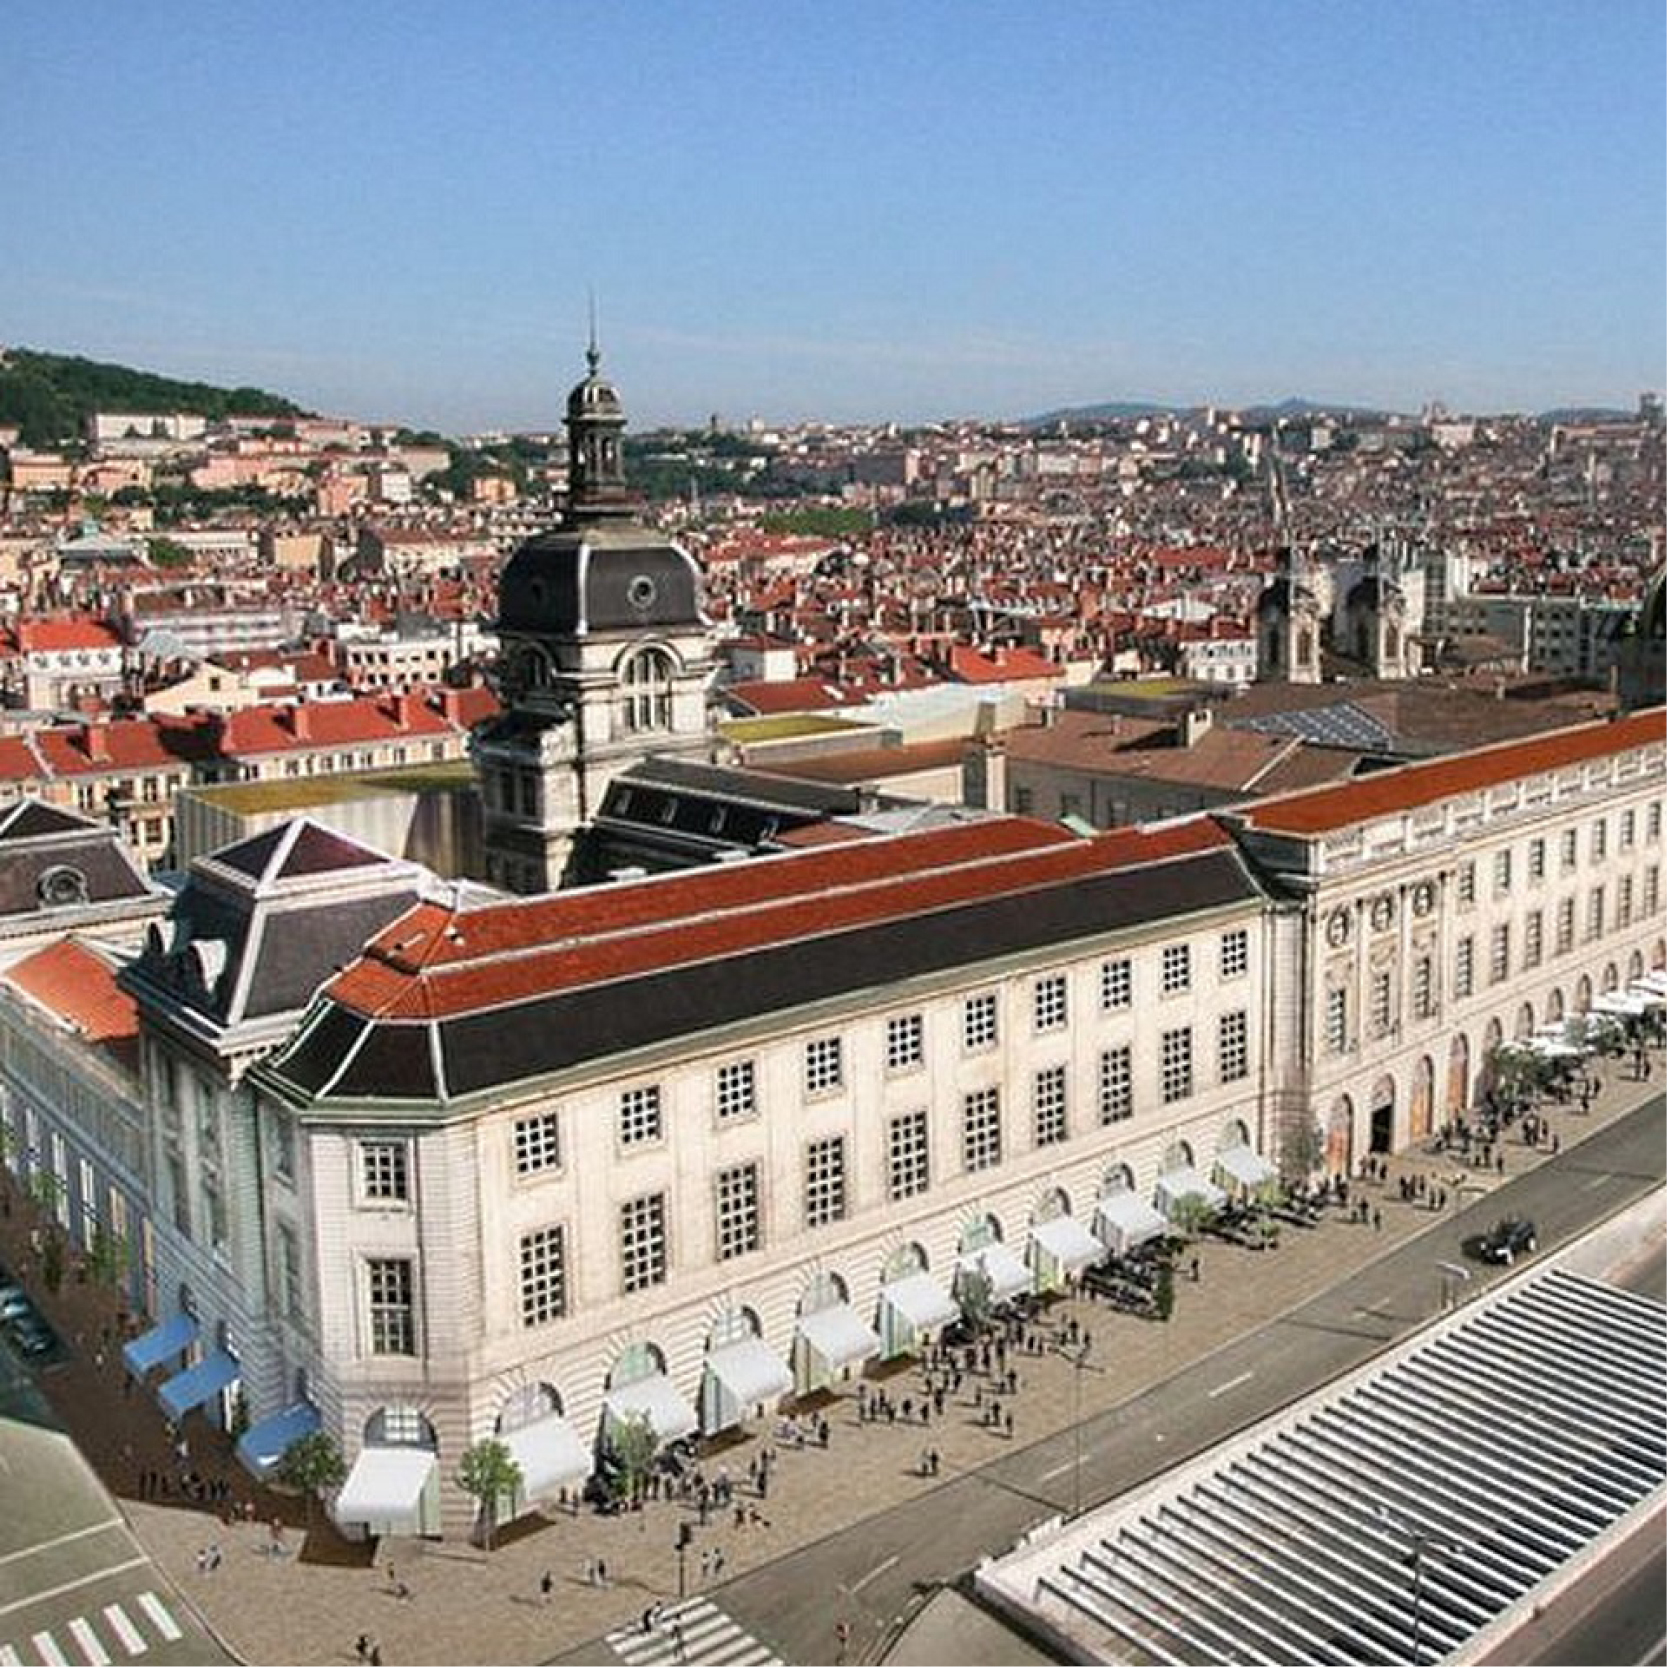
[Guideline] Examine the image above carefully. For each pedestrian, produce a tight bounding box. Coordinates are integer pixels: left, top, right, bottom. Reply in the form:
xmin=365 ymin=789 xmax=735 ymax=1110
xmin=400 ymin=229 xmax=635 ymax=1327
xmin=1372 ymin=1207 xmax=1382 ymax=1233
xmin=268 ymin=1518 xmax=286 ymax=1559
xmin=596 ymin=1557 xmax=608 ymax=1588
xmin=1496 ymin=1151 xmax=1505 ymax=1174
xmin=836 ymin=1619 xmax=852 ymax=1664
xmin=713 ymin=1547 xmax=725 ymax=1577
xmin=355 ymin=1634 xmax=372 ymax=1664
xmin=539 ymin=1569 xmax=553 ymax=1605
xmin=368 ymin=1648 xmax=381 ymax=1667
xmin=1189 ymin=1255 xmax=1200 ymax=1283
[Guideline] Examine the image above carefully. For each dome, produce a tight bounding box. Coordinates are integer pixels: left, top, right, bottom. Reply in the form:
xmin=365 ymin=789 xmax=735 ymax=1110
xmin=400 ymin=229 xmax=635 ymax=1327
xmin=567 ymin=345 xmax=624 ymax=425
xmin=498 ymin=520 xmax=707 ymax=639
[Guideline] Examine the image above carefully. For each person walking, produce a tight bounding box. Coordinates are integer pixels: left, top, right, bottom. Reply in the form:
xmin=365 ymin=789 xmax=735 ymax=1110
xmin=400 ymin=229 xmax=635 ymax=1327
xmin=539 ymin=1569 xmax=553 ymax=1605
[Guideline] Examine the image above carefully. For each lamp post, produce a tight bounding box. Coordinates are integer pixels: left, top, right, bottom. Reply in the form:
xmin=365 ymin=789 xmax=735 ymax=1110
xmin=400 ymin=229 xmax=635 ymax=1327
xmin=1375 ymin=1506 xmax=1461 ymax=1664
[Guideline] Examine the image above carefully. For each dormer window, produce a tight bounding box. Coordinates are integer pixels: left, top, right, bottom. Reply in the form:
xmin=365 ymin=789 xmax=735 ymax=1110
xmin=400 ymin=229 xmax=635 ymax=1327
xmin=622 ymin=648 xmax=673 ymax=733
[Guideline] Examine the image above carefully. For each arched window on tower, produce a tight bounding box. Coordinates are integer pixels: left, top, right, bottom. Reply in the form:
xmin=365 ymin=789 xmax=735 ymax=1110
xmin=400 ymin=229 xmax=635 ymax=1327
xmin=623 ymin=648 xmax=674 ymax=733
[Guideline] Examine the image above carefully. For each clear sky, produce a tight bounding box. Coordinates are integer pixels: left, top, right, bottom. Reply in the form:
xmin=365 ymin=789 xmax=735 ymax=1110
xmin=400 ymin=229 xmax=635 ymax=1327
xmin=5 ymin=1 xmax=1663 ymax=432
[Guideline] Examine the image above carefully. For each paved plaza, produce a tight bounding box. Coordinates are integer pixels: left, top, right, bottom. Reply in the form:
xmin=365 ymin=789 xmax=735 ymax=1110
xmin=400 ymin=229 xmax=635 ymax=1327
xmin=1 ymin=1048 xmax=1661 ymax=1667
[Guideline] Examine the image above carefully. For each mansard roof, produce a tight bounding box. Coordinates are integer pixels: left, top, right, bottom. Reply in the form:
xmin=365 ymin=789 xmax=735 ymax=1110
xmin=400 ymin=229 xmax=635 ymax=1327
xmin=1237 ymin=707 xmax=1662 ymax=837
xmin=0 ymin=797 xmax=160 ymax=924
xmin=260 ymin=814 xmax=1259 ymax=1106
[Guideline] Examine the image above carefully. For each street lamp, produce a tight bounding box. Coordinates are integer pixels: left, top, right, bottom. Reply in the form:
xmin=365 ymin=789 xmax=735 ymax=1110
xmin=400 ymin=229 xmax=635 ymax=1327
xmin=1375 ymin=1505 xmax=1462 ymax=1664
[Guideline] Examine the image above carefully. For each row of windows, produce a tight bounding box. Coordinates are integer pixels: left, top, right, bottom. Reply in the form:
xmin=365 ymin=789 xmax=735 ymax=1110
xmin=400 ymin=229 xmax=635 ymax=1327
xmin=1457 ymin=804 xmax=1660 ymax=904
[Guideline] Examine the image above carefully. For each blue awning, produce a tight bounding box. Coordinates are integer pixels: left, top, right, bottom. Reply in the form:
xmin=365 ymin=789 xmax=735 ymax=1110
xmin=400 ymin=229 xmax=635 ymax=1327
xmin=122 ymin=1312 xmax=199 ymax=1377
xmin=236 ymin=1402 xmax=322 ymax=1477
xmin=158 ymin=1350 xmax=239 ymax=1423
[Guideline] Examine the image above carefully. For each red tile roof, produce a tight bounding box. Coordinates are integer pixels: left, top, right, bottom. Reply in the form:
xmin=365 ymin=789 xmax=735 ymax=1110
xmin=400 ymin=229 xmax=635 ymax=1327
xmin=1239 ymin=708 xmax=1664 ymax=835
xmin=3 ymin=939 xmax=139 ymax=1053
xmin=329 ymin=815 xmax=1231 ymax=1021
xmin=6 ymin=615 xmax=125 ymax=654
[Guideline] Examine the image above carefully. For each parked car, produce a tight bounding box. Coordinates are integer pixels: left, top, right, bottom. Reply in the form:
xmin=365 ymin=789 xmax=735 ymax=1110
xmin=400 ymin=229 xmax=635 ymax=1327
xmin=1478 ymin=1216 xmax=1538 ymax=1265
xmin=0 ymin=1283 xmax=35 ymax=1323
xmin=4 ymin=1306 xmax=60 ymax=1360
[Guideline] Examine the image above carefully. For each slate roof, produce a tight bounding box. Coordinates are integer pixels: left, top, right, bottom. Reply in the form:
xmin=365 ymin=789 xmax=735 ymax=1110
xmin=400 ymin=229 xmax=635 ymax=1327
xmin=259 ymin=815 xmax=1260 ymax=1106
xmin=0 ymin=798 xmax=158 ymax=919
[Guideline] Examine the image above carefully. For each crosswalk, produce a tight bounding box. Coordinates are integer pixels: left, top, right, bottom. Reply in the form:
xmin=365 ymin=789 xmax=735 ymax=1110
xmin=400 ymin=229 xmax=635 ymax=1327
xmin=605 ymin=1596 xmax=781 ymax=1666
xmin=0 ymin=1593 xmax=183 ymax=1667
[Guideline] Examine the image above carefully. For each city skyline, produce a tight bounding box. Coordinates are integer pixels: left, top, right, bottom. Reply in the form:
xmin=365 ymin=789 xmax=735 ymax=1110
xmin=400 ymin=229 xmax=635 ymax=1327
xmin=5 ymin=0 xmax=1663 ymax=433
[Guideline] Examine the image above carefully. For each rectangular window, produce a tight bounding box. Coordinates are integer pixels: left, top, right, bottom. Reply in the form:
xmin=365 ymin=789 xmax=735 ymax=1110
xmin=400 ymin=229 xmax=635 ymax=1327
xmin=1645 ymin=866 xmax=1660 ymax=917
xmin=1160 ymin=1027 xmax=1194 ymax=1103
xmin=1100 ymin=958 xmax=1133 ymax=1011
xmin=1161 ymin=943 xmax=1191 ymax=995
xmin=962 ymin=1087 xmax=1003 ymax=1171
xmin=1220 ymin=928 xmax=1249 ymax=980
xmin=1325 ymin=987 xmax=1348 ymax=1054
xmin=1649 ymin=801 xmax=1662 ymax=842
xmin=1033 ymin=973 xmax=1068 ymax=1033
xmin=620 ymin=1193 xmax=668 ymax=1293
xmin=1620 ymin=808 xmax=1636 ymax=849
xmin=1618 ymin=874 xmax=1634 ymax=927
xmin=804 ymin=1135 xmax=847 ymax=1228
xmin=619 ymin=1085 xmax=663 ymax=1146
xmin=1098 ymin=1045 xmax=1133 ymax=1123
xmin=1561 ymin=828 xmax=1578 ymax=871
xmin=1524 ymin=911 xmax=1543 ymax=969
xmin=1493 ymin=849 xmax=1512 ymax=894
xmin=1556 ymin=895 xmax=1575 ymax=954
xmin=888 ymin=1109 xmax=930 ymax=1201
xmin=963 ymin=991 xmax=998 ymax=1051
xmin=270 ymin=1110 xmax=295 ymax=1185
xmin=1032 ymin=1064 xmax=1067 ymax=1146
xmin=203 ymin=1175 xmax=228 ymax=1253
xmin=1490 ymin=922 xmax=1511 ymax=984
xmin=716 ymin=1163 xmax=761 ymax=1261
xmin=513 ymin=1111 xmax=561 ymax=1176
xmin=716 ymin=1059 xmax=757 ymax=1122
xmin=1591 ymin=818 xmax=1608 ymax=862
xmin=1219 ymin=1009 xmax=1249 ymax=1082
xmin=519 ymin=1224 xmax=567 ymax=1326
xmin=1586 ymin=886 xmax=1604 ymax=941
xmin=804 ymin=1036 xmax=844 ymax=1096
xmin=1412 ymin=955 xmax=1435 ymax=1019
xmin=367 ymin=1258 xmax=416 ymax=1355
xmin=1457 ymin=863 xmax=1476 ymax=905
xmin=1528 ymin=837 xmax=1546 ymax=882
xmin=276 ymin=1223 xmax=304 ymax=1322
xmin=1455 ymin=937 xmax=1475 ymax=998
xmin=1370 ymin=968 xmax=1393 ymax=1034
xmin=886 ymin=1014 xmax=925 ymax=1072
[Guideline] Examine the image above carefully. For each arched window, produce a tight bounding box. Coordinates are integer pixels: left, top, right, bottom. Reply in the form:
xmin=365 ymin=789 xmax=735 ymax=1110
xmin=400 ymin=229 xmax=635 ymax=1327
xmin=622 ymin=649 xmax=674 ymax=733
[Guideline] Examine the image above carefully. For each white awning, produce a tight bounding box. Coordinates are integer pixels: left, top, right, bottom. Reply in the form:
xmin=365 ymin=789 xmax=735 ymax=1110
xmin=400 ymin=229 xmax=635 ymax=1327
xmin=334 ymin=1448 xmax=437 ymax=1535
xmin=1214 ymin=1145 xmax=1276 ymax=1191
xmin=959 ymin=1243 xmax=1033 ymax=1304
xmin=879 ymin=1271 xmax=959 ymax=1334
xmin=1628 ymin=982 xmax=1667 ymax=1009
xmin=1094 ymin=1190 xmax=1168 ymax=1255
xmin=1634 ymin=970 xmax=1667 ymax=995
xmin=1028 ymin=1215 xmax=1104 ymax=1275
xmin=1593 ymin=989 xmax=1650 ymax=1018
xmin=501 ymin=1414 xmax=591 ymax=1502
xmin=796 ymin=1303 xmax=880 ymax=1371
xmin=1528 ymin=1036 xmax=1584 ymax=1059
xmin=703 ymin=1337 xmax=793 ymax=1408
xmin=603 ymin=1373 xmax=699 ymax=1444
xmin=1154 ymin=1166 xmax=1226 ymax=1220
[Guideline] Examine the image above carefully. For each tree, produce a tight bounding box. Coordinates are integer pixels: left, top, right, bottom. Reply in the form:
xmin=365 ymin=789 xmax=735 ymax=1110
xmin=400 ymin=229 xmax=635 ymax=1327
xmin=608 ymin=1410 xmax=658 ymax=1508
xmin=275 ymin=1430 xmax=347 ymax=1528
xmin=956 ymin=1263 xmax=996 ymax=1334
xmin=1280 ymin=1121 xmax=1327 ymax=1188
xmin=1168 ymin=1192 xmax=1217 ymax=1242
xmin=1153 ymin=1259 xmax=1176 ymax=1322
xmin=456 ymin=1438 xmax=524 ymax=1549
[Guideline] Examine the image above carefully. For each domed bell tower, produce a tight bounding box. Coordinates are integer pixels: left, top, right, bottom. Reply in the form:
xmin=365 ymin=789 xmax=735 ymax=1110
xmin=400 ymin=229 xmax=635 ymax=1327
xmin=472 ymin=341 xmax=715 ymax=893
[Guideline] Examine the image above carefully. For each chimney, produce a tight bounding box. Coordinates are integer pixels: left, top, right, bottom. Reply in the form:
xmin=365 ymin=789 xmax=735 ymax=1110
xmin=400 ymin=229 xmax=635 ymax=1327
xmin=1180 ymin=706 xmax=1213 ymax=748
xmin=83 ymin=723 xmax=110 ymax=764
xmin=290 ymin=702 xmax=312 ymax=741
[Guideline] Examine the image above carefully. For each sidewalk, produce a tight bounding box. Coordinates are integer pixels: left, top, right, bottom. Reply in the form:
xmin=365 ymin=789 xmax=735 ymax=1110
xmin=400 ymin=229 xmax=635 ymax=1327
xmin=5 ymin=1045 xmax=1661 ymax=1667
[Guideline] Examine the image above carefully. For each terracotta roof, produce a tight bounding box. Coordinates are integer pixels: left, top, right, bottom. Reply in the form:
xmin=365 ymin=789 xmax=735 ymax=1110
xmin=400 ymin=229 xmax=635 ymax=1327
xmin=4 ymin=939 xmax=139 ymax=1051
xmin=7 ymin=615 xmax=125 ymax=653
xmin=328 ymin=815 xmax=1228 ymax=1023
xmin=1240 ymin=708 xmax=1663 ymax=835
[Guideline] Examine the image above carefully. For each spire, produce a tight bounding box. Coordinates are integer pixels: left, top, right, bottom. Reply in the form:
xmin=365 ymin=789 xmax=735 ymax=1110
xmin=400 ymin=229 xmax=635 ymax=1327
xmin=587 ymin=288 xmax=600 ymax=376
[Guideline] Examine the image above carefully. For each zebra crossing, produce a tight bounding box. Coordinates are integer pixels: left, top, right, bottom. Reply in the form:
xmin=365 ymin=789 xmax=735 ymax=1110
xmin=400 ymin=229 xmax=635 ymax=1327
xmin=606 ymin=1596 xmax=781 ymax=1666
xmin=0 ymin=1593 xmax=182 ymax=1667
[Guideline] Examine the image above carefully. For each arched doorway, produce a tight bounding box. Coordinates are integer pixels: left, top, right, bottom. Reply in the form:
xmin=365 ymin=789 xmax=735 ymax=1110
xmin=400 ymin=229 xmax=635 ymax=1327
xmin=1629 ymin=949 xmax=1645 ymax=983
xmin=1515 ymin=1003 xmax=1535 ymax=1040
xmin=1410 ymin=1057 xmax=1435 ymax=1143
xmin=1576 ymin=975 xmax=1593 ymax=1014
xmin=494 ymin=1384 xmax=590 ymax=1520
xmin=1547 ymin=988 xmax=1566 ymax=1024
xmin=1368 ymin=1074 xmax=1396 ymax=1154
xmin=1326 ymin=1097 xmax=1354 ymax=1177
xmin=794 ymin=1270 xmax=877 ymax=1395
xmin=1477 ymin=1018 xmax=1505 ymax=1099
xmin=1446 ymin=1034 xmax=1470 ymax=1120
xmin=336 ymin=1404 xmax=442 ymax=1540
xmin=701 ymin=1308 xmax=791 ymax=1436
xmin=876 ymin=1243 xmax=955 ymax=1360
xmin=1602 ymin=963 xmax=1619 ymax=994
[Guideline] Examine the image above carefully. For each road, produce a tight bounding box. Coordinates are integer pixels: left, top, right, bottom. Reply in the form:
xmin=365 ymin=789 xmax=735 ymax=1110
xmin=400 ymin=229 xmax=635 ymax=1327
xmin=605 ymin=1096 xmax=1667 ymax=1667
xmin=0 ymin=1347 xmax=232 ymax=1667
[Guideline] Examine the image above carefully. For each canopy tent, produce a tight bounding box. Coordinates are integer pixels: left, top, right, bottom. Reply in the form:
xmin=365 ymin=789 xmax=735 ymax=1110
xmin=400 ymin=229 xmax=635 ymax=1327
xmin=333 ymin=1447 xmax=440 ymax=1538
xmin=157 ymin=1351 xmax=239 ymax=1424
xmin=1592 ymin=989 xmax=1650 ymax=1019
xmin=1628 ymin=982 xmax=1667 ymax=1009
xmin=701 ymin=1336 xmax=794 ymax=1433
xmin=1634 ymin=970 xmax=1667 ymax=995
xmin=1094 ymin=1190 xmax=1168 ymax=1257
xmin=603 ymin=1373 xmax=699 ymax=1445
xmin=957 ymin=1243 xmax=1033 ymax=1306
xmin=500 ymin=1414 xmax=591 ymax=1504
xmin=878 ymin=1270 xmax=959 ymax=1356
xmin=236 ymin=1402 xmax=322 ymax=1479
xmin=1028 ymin=1214 xmax=1105 ymax=1277
xmin=1213 ymin=1145 xmax=1277 ymax=1192
xmin=795 ymin=1303 xmax=880 ymax=1373
xmin=122 ymin=1312 xmax=198 ymax=1377
xmin=1527 ymin=1035 xmax=1584 ymax=1060
xmin=1154 ymin=1166 xmax=1227 ymax=1221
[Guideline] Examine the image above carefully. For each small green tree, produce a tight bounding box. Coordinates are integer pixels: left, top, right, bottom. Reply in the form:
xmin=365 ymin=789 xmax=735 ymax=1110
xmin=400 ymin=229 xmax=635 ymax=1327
xmin=456 ymin=1437 xmax=524 ymax=1549
xmin=275 ymin=1430 xmax=347 ymax=1527
xmin=27 ymin=1169 xmax=67 ymax=1221
xmin=1168 ymin=1192 xmax=1216 ymax=1242
xmin=956 ymin=1264 xmax=996 ymax=1334
xmin=609 ymin=1410 xmax=658 ymax=1508
xmin=1153 ymin=1259 xmax=1176 ymax=1322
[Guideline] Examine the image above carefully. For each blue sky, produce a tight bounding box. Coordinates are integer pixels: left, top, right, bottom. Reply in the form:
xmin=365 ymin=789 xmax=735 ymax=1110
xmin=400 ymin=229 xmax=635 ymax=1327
xmin=5 ymin=1 xmax=1662 ymax=432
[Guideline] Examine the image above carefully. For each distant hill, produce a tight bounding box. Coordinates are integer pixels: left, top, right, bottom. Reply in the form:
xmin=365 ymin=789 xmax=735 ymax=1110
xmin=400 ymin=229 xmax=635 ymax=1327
xmin=0 ymin=346 xmax=308 ymax=448
xmin=1538 ymin=406 xmax=1635 ymax=425
xmin=1023 ymin=400 xmax=1179 ymax=427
